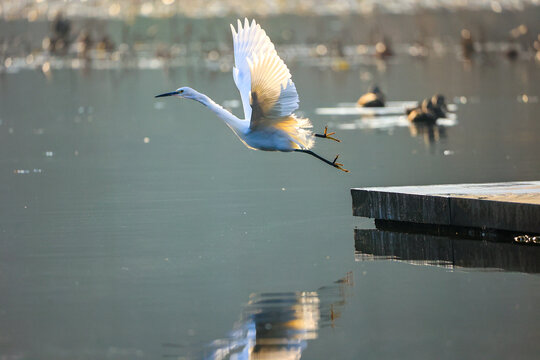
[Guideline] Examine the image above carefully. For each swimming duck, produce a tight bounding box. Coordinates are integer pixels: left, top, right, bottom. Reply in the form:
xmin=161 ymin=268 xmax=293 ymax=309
xmin=407 ymin=94 xmax=447 ymax=123
xmin=505 ymin=42 xmax=519 ymax=61
xmin=375 ymin=37 xmax=393 ymax=58
xmin=357 ymin=86 xmax=385 ymax=107
xmin=461 ymin=29 xmax=475 ymax=60
xmin=49 ymin=12 xmax=71 ymax=54
xmin=427 ymin=94 xmax=448 ymax=117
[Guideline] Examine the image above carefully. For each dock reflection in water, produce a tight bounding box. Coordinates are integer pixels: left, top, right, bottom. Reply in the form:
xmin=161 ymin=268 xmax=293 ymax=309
xmin=355 ymin=228 xmax=540 ymax=273
xmin=165 ymin=273 xmax=353 ymax=360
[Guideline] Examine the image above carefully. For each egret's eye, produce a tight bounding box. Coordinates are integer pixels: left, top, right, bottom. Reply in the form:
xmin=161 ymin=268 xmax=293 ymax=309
xmin=179 ymin=90 xmax=184 ymax=93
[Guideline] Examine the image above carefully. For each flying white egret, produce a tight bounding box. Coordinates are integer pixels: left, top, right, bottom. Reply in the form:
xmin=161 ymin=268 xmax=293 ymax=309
xmin=155 ymin=19 xmax=348 ymax=172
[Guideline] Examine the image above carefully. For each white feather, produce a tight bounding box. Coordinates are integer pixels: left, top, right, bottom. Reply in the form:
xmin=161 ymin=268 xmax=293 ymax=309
xmin=231 ymin=18 xmax=300 ymax=122
xmin=247 ymin=52 xmax=299 ymax=119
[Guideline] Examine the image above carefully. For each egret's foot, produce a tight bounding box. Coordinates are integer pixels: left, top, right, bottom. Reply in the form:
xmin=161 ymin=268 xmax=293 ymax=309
xmin=332 ymin=154 xmax=349 ymax=173
xmin=294 ymin=149 xmax=349 ymax=173
xmin=315 ymin=126 xmax=341 ymax=142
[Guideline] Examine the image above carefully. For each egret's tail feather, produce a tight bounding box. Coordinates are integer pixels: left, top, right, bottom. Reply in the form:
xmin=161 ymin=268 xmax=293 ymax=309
xmin=292 ymin=115 xmax=315 ymax=150
xmin=267 ymin=114 xmax=314 ymax=150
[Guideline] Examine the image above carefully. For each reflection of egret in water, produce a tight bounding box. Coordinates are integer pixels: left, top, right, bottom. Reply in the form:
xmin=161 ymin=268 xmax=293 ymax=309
xmin=354 ymin=227 xmax=540 ymax=273
xmin=163 ymin=273 xmax=353 ymax=359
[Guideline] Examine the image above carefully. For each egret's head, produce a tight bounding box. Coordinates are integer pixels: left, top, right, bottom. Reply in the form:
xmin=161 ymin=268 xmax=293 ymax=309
xmin=155 ymin=87 xmax=198 ymax=100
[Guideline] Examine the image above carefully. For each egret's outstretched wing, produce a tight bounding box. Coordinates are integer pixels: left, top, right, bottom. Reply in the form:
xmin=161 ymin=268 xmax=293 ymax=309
xmin=230 ymin=19 xmax=300 ymax=125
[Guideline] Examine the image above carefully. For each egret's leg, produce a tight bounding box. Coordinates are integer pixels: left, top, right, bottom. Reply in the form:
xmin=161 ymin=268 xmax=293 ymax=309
xmin=314 ymin=126 xmax=340 ymax=142
xmin=295 ymin=150 xmax=349 ymax=172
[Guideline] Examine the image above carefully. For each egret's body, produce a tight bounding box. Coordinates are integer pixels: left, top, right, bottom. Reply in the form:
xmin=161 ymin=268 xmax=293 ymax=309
xmin=156 ymin=19 xmax=347 ymax=172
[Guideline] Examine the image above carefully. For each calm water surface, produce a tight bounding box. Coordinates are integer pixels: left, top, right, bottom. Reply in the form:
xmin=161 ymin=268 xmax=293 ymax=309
xmin=0 ymin=54 xmax=539 ymax=359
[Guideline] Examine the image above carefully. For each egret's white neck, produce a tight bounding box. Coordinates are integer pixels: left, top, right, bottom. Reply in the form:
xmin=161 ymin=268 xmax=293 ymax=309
xmin=190 ymin=91 xmax=247 ymax=134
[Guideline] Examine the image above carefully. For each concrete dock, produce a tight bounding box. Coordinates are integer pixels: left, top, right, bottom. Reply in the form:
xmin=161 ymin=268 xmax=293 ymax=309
xmin=351 ymin=181 xmax=540 ymax=234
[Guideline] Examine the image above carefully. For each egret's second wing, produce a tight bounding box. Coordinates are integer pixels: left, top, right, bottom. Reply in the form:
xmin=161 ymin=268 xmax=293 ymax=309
xmin=248 ymin=51 xmax=299 ymax=126
xmin=231 ymin=19 xmax=275 ymax=122
xmin=248 ymin=52 xmax=312 ymax=150
xmin=230 ymin=19 xmax=299 ymax=124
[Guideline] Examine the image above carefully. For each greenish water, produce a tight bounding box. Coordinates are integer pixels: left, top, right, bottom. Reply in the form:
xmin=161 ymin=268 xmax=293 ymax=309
xmin=0 ymin=54 xmax=539 ymax=359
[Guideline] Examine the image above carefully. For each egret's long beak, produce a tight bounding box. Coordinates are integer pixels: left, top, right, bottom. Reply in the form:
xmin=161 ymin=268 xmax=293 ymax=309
xmin=155 ymin=91 xmax=179 ymax=98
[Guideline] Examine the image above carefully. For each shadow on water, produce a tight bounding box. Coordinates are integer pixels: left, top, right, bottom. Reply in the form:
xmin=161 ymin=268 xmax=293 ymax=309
xmin=163 ymin=273 xmax=353 ymax=359
xmin=354 ymin=228 xmax=540 ymax=273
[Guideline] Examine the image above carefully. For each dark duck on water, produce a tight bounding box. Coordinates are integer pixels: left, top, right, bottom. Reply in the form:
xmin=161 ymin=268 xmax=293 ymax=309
xmin=407 ymin=94 xmax=448 ymax=124
xmin=357 ymin=86 xmax=385 ymax=107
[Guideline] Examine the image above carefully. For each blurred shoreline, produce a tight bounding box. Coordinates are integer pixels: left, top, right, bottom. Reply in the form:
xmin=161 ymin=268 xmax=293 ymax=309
xmin=2 ymin=0 xmax=540 ymax=20
xmin=1 ymin=6 xmax=539 ymax=73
